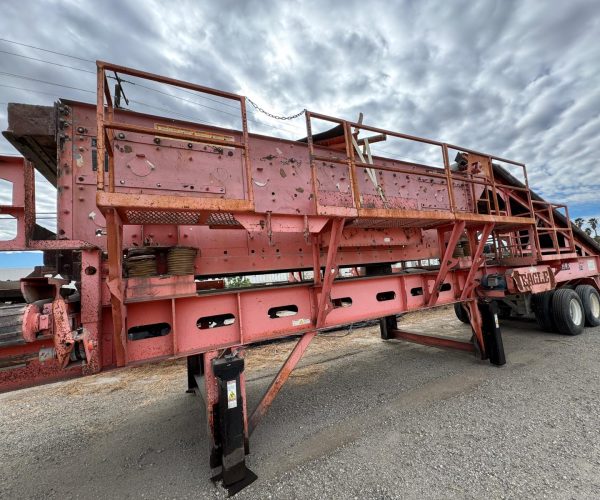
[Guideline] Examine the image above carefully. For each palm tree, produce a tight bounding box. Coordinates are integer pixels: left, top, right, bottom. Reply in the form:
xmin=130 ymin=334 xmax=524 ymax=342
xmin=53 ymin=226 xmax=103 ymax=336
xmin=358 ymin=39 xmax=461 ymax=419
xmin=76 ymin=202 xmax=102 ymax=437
xmin=584 ymin=227 xmax=592 ymax=236
xmin=588 ymin=217 xmax=598 ymax=237
xmin=574 ymin=217 xmax=585 ymax=228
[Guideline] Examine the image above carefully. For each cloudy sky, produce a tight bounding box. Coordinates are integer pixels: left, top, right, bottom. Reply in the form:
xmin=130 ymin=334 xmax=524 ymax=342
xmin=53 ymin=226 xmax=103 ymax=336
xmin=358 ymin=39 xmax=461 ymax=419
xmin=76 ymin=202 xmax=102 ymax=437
xmin=1 ymin=0 xmax=599 ymax=253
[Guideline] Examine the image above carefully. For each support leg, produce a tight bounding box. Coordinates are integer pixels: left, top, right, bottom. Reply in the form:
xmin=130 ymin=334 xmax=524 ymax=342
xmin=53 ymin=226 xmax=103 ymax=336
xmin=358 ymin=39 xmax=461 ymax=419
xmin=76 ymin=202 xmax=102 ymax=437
xmin=186 ymin=354 xmax=202 ymax=393
xmin=80 ymin=249 xmax=102 ymax=375
xmin=365 ymin=263 xmax=397 ymax=340
xmin=200 ymin=351 xmax=220 ymax=468
xmin=478 ymin=301 xmax=506 ymax=366
xmin=194 ymin=351 xmax=256 ymax=494
xmin=105 ymin=208 xmax=126 ymax=367
xmin=211 ymin=354 xmax=256 ymax=493
xmin=385 ymin=302 xmax=503 ymax=364
xmin=380 ymin=316 xmax=398 ymax=340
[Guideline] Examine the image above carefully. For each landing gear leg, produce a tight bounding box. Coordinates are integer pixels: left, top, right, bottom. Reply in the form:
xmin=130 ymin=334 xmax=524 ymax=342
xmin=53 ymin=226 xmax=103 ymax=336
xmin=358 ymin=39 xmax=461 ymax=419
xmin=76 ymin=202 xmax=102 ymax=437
xmin=365 ymin=264 xmax=397 ymax=340
xmin=477 ymin=301 xmax=506 ymax=366
xmin=186 ymin=354 xmax=202 ymax=393
xmin=211 ymin=355 xmax=257 ymax=494
xmin=189 ymin=351 xmax=256 ymax=496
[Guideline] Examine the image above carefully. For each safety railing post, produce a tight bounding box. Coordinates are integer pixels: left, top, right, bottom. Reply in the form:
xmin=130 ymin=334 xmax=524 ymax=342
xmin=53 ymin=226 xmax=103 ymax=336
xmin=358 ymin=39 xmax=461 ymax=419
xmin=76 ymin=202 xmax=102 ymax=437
xmin=240 ymin=96 xmax=253 ymax=205
xmin=488 ymin=156 xmax=501 ymax=216
xmin=344 ymin=121 xmax=361 ymax=210
xmin=442 ymin=144 xmax=456 ymax=213
xmin=96 ymin=64 xmax=105 ymax=191
xmin=104 ymin=73 xmax=115 ymax=192
xmin=305 ymin=111 xmax=319 ymax=213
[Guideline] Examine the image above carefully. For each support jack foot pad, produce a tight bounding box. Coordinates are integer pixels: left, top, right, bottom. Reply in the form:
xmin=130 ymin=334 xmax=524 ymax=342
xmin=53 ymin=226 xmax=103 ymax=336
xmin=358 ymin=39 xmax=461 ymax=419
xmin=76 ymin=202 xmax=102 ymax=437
xmin=211 ymin=469 xmax=258 ymax=496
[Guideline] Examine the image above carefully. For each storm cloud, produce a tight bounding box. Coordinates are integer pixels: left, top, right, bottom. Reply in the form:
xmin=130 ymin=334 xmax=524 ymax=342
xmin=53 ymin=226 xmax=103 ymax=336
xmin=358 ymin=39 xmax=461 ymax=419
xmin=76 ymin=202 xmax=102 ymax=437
xmin=1 ymin=0 xmax=599 ymax=238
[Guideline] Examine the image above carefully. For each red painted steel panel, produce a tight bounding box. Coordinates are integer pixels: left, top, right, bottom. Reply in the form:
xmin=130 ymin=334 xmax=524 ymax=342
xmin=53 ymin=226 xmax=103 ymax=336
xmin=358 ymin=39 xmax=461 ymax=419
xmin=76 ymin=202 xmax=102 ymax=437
xmin=1 ymin=61 xmax=599 ymax=395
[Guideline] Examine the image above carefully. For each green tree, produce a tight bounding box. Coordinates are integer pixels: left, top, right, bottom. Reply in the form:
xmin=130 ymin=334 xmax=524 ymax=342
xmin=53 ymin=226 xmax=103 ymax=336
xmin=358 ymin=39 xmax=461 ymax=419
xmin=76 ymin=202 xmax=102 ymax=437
xmin=588 ymin=217 xmax=598 ymax=237
xmin=584 ymin=227 xmax=592 ymax=236
xmin=226 ymin=276 xmax=252 ymax=288
xmin=574 ymin=217 xmax=585 ymax=228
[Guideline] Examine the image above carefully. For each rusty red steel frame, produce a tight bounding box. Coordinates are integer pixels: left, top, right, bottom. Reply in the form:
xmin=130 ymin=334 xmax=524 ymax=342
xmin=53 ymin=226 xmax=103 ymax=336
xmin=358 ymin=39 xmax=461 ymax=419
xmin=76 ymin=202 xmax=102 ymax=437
xmin=1 ymin=61 xmax=600 ymax=491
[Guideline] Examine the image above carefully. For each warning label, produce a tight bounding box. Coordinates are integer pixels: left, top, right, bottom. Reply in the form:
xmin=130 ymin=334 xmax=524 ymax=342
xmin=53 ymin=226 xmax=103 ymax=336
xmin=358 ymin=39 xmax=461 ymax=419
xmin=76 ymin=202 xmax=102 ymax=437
xmin=227 ymin=380 xmax=237 ymax=409
xmin=292 ymin=318 xmax=311 ymax=327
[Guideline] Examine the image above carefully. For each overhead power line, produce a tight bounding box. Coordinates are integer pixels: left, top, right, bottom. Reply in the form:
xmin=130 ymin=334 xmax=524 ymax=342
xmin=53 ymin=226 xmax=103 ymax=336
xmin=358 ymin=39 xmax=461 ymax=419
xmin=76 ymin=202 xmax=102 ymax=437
xmin=0 ymin=49 xmax=95 ymax=74
xmin=0 ymin=83 xmax=69 ymax=98
xmin=0 ymin=37 xmax=94 ymax=63
xmin=109 ymin=76 xmax=241 ymax=119
xmin=0 ymin=45 xmax=255 ymax=116
xmin=0 ymin=70 xmax=304 ymax=136
xmin=0 ymin=38 xmax=307 ymax=135
xmin=0 ymin=43 xmax=257 ymax=115
xmin=0 ymin=71 xmax=93 ymax=94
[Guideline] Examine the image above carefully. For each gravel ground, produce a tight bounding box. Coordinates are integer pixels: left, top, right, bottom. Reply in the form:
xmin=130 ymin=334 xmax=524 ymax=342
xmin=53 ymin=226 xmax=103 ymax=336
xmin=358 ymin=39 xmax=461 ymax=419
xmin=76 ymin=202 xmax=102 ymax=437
xmin=1 ymin=307 xmax=599 ymax=499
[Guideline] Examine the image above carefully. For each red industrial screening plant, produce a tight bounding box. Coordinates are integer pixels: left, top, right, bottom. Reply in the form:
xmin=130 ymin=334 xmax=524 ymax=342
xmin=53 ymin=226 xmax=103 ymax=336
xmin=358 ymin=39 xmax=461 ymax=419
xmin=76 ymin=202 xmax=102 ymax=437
xmin=1 ymin=61 xmax=599 ymax=493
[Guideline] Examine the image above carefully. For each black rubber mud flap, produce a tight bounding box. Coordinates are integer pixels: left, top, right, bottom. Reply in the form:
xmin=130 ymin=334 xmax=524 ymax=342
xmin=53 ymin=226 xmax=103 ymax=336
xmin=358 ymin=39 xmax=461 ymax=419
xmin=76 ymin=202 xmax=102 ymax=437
xmin=478 ymin=301 xmax=506 ymax=366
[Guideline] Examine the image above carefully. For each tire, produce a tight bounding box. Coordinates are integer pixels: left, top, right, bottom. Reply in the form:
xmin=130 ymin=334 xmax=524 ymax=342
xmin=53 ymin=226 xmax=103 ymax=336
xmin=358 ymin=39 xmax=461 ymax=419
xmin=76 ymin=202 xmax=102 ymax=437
xmin=575 ymin=285 xmax=600 ymax=327
xmin=454 ymin=302 xmax=470 ymax=324
xmin=552 ymin=288 xmax=585 ymax=336
xmin=531 ymin=290 xmax=555 ymax=332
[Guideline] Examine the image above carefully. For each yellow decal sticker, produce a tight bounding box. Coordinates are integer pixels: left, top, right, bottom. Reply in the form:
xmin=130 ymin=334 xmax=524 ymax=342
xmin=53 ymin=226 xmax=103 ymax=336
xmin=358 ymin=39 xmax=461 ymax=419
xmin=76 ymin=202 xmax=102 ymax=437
xmin=227 ymin=380 xmax=237 ymax=409
xmin=154 ymin=124 xmax=235 ymax=148
xmin=292 ymin=318 xmax=311 ymax=327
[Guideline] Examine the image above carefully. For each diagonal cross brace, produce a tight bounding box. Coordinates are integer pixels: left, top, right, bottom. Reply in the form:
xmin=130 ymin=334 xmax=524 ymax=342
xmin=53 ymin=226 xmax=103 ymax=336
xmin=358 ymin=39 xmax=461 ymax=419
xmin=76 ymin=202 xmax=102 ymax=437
xmin=427 ymin=221 xmax=466 ymax=307
xmin=460 ymin=223 xmax=494 ymax=301
xmin=248 ymin=218 xmax=345 ymax=434
xmin=315 ymin=218 xmax=345 ymax=327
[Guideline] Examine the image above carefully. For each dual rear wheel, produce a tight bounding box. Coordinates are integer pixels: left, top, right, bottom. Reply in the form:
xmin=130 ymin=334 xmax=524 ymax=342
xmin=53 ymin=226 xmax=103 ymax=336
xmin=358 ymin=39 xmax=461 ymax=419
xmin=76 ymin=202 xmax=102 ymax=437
xmin=531 ymin=285 xmax=600 ymax=335
xmin=454 ymin=285 xmax=600 ymax=336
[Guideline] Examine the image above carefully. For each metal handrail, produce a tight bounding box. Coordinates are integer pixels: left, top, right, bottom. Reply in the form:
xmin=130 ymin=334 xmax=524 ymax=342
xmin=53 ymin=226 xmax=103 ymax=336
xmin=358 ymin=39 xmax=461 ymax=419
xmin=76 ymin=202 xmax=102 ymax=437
xmin=304 ymin=110 xmax=533 ymax=223
xmin=95 ymin=60 xmax=253 ymax=206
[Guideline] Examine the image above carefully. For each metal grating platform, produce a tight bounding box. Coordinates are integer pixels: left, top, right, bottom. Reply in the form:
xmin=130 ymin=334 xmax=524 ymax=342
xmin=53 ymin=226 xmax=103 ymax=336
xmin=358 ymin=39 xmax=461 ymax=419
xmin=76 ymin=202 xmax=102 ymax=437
xmin=205 ymin=212 xmax=241 ymax=227
xmin=347 ymin=218 xmax=443 ymax=229
xmin=125 ymin=210 xmax=202 ymax=225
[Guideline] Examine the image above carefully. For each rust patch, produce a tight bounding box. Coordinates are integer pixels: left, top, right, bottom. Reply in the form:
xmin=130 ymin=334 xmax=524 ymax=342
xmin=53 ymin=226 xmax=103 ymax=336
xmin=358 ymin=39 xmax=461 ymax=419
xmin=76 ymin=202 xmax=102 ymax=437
xmin=75 ymin=153 xmax=84 ymax=169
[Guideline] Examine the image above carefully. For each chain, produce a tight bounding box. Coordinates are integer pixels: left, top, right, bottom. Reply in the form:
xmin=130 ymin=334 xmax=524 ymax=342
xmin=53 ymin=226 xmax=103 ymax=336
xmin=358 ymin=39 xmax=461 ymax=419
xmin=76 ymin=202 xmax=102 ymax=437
xmin=247 ymin=98 xmax=305 ymax=120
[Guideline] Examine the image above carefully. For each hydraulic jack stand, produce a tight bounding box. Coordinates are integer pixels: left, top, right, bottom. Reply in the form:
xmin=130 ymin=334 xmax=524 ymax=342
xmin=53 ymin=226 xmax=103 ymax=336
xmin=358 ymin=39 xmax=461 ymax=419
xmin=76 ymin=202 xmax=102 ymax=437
xmin=210 ymin=355 xmax=257 ymax=496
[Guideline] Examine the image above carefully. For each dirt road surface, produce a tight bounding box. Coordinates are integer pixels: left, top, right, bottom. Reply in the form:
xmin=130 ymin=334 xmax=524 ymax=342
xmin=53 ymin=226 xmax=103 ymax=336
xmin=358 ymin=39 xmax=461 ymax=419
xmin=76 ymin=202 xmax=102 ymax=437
xmin=2 ymin=307 xmax=600 ymax=499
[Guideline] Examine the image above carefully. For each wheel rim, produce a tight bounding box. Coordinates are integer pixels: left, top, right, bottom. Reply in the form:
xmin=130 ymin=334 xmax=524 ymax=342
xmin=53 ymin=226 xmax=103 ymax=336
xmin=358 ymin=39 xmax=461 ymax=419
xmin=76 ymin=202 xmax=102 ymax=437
xmin=591 ymin=293 xmax=600 ymax=319
xmin=569 ymin=298 xmax=583 ymax=325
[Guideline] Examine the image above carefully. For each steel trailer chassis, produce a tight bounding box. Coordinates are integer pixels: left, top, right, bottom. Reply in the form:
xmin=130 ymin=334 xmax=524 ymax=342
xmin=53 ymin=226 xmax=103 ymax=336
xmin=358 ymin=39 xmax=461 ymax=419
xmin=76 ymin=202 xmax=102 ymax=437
xmin=1 ymin=61 xmax=600 ymax=494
